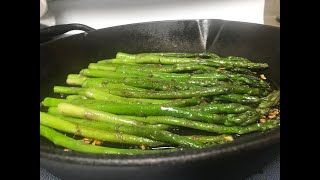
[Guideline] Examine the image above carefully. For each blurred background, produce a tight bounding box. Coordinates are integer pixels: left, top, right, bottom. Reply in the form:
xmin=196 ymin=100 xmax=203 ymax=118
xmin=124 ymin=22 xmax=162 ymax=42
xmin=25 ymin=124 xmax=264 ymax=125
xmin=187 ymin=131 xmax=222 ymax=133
xmin=40 ymin=0 xmax=279 ymax=34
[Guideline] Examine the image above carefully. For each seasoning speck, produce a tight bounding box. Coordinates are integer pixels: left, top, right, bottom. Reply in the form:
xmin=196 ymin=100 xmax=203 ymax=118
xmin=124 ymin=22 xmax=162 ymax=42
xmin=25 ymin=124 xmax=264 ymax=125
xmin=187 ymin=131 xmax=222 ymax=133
xmin=268 ymin=109 xmax=279 ymax=119
xmin=260 ymin=74 xmax=267 ymax=80
xmin=82 ymin=137 xmax=93 ymax=144
xmin=92 ymin=140 xmax=103 ymax=146
xmin=260 ymin=119 xmax=267 ymax=124
xmin=140 ymin=145 xmax=146 ymax=150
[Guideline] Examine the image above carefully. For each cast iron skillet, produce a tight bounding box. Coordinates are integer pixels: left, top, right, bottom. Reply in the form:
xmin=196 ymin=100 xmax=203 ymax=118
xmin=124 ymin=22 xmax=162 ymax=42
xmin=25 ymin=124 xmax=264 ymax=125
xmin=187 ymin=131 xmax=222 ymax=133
xmin=40 ymin=19 xmax=280 ymax=180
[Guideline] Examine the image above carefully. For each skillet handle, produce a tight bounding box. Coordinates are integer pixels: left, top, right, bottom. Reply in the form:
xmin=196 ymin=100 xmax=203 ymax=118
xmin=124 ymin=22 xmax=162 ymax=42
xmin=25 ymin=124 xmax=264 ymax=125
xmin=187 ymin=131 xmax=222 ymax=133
xmin=40 ymin=23 xmax=95 ymax=43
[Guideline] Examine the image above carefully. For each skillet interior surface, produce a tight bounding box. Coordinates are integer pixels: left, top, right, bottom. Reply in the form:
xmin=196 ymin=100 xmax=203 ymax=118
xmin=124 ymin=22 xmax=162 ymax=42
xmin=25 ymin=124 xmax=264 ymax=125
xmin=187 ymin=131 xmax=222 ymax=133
xmin=40 ymin=19 xmax=279 ymax=179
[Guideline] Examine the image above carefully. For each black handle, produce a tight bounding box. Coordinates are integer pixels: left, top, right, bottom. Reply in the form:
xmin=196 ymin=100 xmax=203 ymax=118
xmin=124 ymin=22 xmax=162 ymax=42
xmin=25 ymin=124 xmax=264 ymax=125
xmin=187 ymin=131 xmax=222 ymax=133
xmin=40 ymin=23 xmax=96 ymax=43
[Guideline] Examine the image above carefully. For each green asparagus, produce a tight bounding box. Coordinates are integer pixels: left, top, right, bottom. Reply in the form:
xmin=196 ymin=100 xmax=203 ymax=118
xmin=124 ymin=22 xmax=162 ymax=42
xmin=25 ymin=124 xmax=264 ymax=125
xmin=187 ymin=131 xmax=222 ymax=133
xmin=40 ymin=112 xmax=164 ymax=146
xmin=40 ymin=125 xmax=177 ymax=154
xmin=40 ymin=51 xmax=280 ymax=154
xmin=48 ymin=113 xmax=205 ymax=148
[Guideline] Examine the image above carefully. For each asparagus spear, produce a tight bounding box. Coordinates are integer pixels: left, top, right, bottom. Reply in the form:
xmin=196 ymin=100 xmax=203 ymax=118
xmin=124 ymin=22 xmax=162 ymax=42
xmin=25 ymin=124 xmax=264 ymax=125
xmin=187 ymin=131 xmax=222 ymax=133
xmin=80 ymin=68 xmax=269 ymax=88
xmin=82 ymin=88 xmax=200 ymax=106
xmin=40 ymin=125 xmax=177 ymax=154
xmin=146 ymin=116 xmax=280 ymax=134
xmin=85 ymin=63 xmax=265 ymax=88
xmin=54 ymin=87 xmax=173 ymax=105
xmin=48 ymin=107 xmax=171 ymax=130
xmin=40 ymin=112 xmax=163 ymax=146
xmin=112 ymin=55 xmax=202 ymax=64
xmin=66 ymin=95 xmax=86 ymax=100
xmin=224 ymin=67 xmax=255 ymax=75
xmin=119 ymin=52 xmax=252 ymax=62
xmin=82 ymin=78 xmax=121 ymax=87
xmin=43 ymin=95 xmax=202 ymax=108
xmin=71 ymin=74 xmax=247 ymax=91
xmin=105 ymin=83 xmax=148 ymax=92
xmin=112 ymin=53 xmax=268 ymax=70
xmin=202 ymin=60 xmax=268 ymax=70
xmin=57 ymin=103 xmax=148 ymax=126
xmin=105 ymin=86 xmax=231 ymax=99
xmin=97 ymin=84 xmax=267 ymax=101
xmin=90 ymin=63 xmax=217 ymax=73
xmin=103 ymin=82 xmax=265 ymax=96
xmin=117 ymin=52 xmax=220 ymax=59
xmin=101 ymin=67 xmax=193 ymax=80
xmin=56 ymin=100 xmax=257 ymax=125
xmin=48 ymin=113 xmax=205 ymax=148
xmin=54 ymin=86 xmax=83 ymax=95
xmin=47 ymin=107 xmax=60 ymax=115
xmin=82 ymin=77 xmax=202 ymax=91
xmin=46 ymin=98 xmax=256 ymax=126
xmin=187 ymin=103 xmax=252 ymax=114
xmin=256 ymin=90 xmax=280 ymax=114
xmin=42 ymin=97 xmax=68 ymax=107
xmin=66 ymin=74 xmax=88 ymax=86
xmin=259 ymin=90 xmax=280 ymax=108
xmin=80 ymin=69 xmax=137 ymax=79
xmin=214 ymin=94 xmax=262 ymax=104
xmin=186 ymin=134 xmax=234 ymax=144
xmin=57 ymin=104 xmax=204 ymax=148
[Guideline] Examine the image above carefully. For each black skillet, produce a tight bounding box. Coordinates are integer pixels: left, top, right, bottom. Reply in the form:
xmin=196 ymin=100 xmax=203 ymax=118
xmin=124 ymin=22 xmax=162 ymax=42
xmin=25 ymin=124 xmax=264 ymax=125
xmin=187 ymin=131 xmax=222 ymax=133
xmin=40 ymin=19 xmax=280 ymax=180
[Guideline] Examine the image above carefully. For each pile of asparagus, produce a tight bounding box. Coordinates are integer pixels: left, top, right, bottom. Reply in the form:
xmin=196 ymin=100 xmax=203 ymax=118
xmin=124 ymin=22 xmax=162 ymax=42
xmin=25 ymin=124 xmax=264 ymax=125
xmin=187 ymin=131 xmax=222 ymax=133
xmin=40 ymin=52 xmax=280 ymax=155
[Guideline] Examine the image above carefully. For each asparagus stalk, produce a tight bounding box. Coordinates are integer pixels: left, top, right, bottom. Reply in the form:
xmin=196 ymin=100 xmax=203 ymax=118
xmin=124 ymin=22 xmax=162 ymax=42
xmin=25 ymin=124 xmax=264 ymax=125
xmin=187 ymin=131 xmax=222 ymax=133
xmin=48 ymin=108 xmax=171 ymax=130
xmin=186 ymin=134 xmax=234 ymax=144
xmin=77 ymin=75 xmax=241 ymax=91
xmin=82 ymin=77 xmax=201 ymax=91
xmin=214 ymin=94 xmax=262 ymax=104
xmin=57 ymin=103 xmax=147 ymax=126
xmin=117 ymin=52 xmax=220 ymax=59
xmin=113 ymin=53 xmax=268 ymax=70
xmin=90 ymin=63 xmax=217 ymax=73
xmin=47 ymin=107 xmax=60 ymax=115
xmin=52 ymin=87 xmax=173 ymax=105
xmin=202 ymin=60 xmax=268 ymax=70
xmin=43 ymin=97 xmax=67 ymax=107
xmin=58 ymin=100 xmax=258 ymax=126
xmin=146 ymin=116 xmax=280 ymax=134
xmin=111 ymin=67 xmax=192 ymax=80
xmin=54 ymin=86 xmax=83 ymax=95
xmin=48 ymin=113 xmax=205 ymax=148
xmin=66 ymin=74 xmax=88 ymax=86
xmin=83 ymin=88 xmax=192 ymax=106
xmin=66 ymin=95 xmax=86 ymax=100
xmin=44 ymin=98 xmax=257 ymax=126
xmin=40 ymin=112 xmax=163 ymax=146
xmin=57 ymin=104 xmax=204 ymax=148
xmin=112 ymin=55 xmax=202 ymax=64
xmin=104 ymin=83 xmax=148 ymax=92
xmin=80 ymin=68 xmax=269 ymax=89
xmin=259 ymin=90 xmax=280 ymax=108
xmin=105 ymin=82 xmax=265 ymax=96
xmin=40 ymin=125 xmax=176 ymax=154
xmin=80 ymin=69 xmax=137 ymax=79
xmin=43 ymin=95 xmax=201 ymax=108
xmin=187 ymin=103 xmax=253 ymax=114
xmin=105 ymin=86 xmax=231 ymax=99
